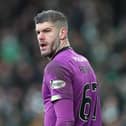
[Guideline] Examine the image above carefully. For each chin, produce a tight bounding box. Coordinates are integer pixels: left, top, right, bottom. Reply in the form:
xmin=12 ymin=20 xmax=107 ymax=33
xmin=41 ymin=52 xmax=52 ymax=58
xmin=41 ymin=53 xmax=48 ymax=57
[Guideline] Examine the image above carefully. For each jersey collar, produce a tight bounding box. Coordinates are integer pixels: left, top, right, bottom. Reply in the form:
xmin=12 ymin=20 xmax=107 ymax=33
xmin=51 ymin=46 xmax=72 ymax=60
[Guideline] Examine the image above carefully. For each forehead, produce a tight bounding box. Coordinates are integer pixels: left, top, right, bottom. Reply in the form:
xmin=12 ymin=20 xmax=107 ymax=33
xmin=35 ymin=22 xmax=55 ymax=30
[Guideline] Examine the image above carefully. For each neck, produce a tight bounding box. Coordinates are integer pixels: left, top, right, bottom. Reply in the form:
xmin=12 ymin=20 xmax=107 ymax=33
xmin=56 ymin=38 xmax=70 ymax=53
xmin=48 ymin=39 xmax=70 ymax=60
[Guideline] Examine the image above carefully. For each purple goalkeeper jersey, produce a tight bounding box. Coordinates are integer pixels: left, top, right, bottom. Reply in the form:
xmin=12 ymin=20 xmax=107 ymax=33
xmin=42 ymin=47 xmax=102 ymax=126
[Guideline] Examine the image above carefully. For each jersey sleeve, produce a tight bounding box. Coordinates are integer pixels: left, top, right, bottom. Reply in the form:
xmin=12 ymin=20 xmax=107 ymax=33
xmin=45 ymin=61 xmax=73 ymax=102
xmin=54 ymin=99 xmax=75 ymax=126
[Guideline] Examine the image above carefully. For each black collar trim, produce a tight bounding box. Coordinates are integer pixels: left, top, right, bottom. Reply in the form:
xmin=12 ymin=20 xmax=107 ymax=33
xmin=51 ymin=46 xmax=72 ymax=60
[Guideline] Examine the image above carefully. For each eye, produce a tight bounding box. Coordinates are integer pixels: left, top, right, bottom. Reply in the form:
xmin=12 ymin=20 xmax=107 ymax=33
xmin=36 ymin=30 xmax=40 ymax=35
xmin=43 ymin=28 xmax=51 ymax=32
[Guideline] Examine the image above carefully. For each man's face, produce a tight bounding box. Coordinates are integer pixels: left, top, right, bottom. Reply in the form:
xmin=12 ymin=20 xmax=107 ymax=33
xmin=35 ymin=22 xmax=61 ymax=57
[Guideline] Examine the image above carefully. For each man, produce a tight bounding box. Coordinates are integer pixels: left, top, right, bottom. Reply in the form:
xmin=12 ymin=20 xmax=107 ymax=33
xmin=34 ymin=10 xmax=102 ymax=126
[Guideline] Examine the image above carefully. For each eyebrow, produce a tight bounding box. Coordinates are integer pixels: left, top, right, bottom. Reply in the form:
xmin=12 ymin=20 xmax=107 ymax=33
xmin=35 ymin=25 xmax=56 ymax=33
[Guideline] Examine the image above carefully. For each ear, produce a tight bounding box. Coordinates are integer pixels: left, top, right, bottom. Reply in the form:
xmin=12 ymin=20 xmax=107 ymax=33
xmin=59 ymin=27 xmax=68 ymax=40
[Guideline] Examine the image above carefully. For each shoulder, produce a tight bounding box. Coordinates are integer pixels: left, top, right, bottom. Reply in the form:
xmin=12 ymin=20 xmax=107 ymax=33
xmin=45 ymin=58 xmax=69 ymax=73
xmin=47 ymin=49 xmax=73 ymax=69
xmin=43 ymin=60 xmax=72 ymax=81
xmin=44 ymin=53 xmax=73 ymax=77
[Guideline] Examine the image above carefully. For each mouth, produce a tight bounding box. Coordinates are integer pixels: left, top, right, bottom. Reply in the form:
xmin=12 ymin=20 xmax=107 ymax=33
xmin=40 ymin=43 xmax=47 ymax=48
xmin=40 ymin=43 xmax=48 ymax=51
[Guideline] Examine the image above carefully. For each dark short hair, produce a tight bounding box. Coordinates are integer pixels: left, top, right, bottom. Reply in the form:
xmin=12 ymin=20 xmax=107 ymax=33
xmin=34 ymin=10 xmax=68 ymax=28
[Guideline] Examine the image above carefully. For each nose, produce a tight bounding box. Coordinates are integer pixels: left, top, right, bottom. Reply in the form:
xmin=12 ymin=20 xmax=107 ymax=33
xmin=38 ymin=32 xmax=45 ymax=40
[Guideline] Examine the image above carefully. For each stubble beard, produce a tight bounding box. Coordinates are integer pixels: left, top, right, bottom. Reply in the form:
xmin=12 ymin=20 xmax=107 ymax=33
xmin=42 ymin=38 xmax=60 ymax=59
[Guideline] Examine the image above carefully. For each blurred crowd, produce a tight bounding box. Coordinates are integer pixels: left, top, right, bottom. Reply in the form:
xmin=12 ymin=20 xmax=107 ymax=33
xmin=0 ymin=0 xmax=126 ymax=126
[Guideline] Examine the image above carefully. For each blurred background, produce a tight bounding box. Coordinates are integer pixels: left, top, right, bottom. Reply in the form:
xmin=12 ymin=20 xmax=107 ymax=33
xmin=0 ymin=0 xmax=126 ymax=126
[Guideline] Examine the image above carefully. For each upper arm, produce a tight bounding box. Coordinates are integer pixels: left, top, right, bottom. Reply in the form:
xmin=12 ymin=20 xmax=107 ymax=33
xmin=53 ymin=99 xmax=75 ymax=126
xmin=44 ymin=61 xmax=74 ymax=125
xmin=46 ymin=61 xmax=73 ymax=102
xmin=44 ymin=103 xmax=56 ymax=126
